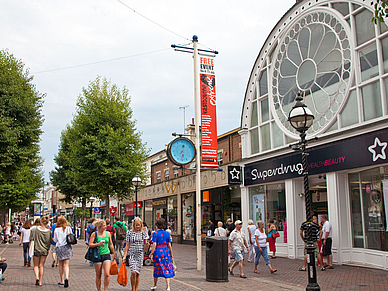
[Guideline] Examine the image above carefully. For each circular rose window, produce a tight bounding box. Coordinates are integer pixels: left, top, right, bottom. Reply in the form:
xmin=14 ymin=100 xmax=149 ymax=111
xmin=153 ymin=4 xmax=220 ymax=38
xmin=271 ymin=8 xmax=353 ymax=137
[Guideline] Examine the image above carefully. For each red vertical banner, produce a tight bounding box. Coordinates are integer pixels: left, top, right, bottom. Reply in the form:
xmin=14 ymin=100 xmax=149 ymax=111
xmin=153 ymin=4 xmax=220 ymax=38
xmin=200 ymin=56 xmax=218 ymax=167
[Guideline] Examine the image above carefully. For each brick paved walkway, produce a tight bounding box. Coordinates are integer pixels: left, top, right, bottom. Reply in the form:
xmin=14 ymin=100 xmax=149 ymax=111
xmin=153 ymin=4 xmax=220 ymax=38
xmin=0 ymin=241 xmax=387 ymax=290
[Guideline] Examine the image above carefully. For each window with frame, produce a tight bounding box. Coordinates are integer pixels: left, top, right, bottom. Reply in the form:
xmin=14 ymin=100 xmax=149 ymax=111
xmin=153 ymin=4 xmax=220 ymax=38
xmin=165 ymin=169 xmax=169 ymax=180
xmin=156 ymin=172 xmax=161 ymax=183
xmin=218 ymin=151 xmax=223 ymax=165
xmin=349 ymin=167 xmax=388 ymax=251
xmin=174 ymin=168 xmax=179 ymax=178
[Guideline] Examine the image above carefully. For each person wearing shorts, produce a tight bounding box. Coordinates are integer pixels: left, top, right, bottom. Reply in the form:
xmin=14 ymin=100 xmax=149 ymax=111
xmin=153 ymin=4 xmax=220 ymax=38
xmin=228 ymin=220 xmax=249 ymax=278
xmin=321 ymin=215 xmax=333 ymax=269
xmin=89 ymin=219 xmax=115 ymax=291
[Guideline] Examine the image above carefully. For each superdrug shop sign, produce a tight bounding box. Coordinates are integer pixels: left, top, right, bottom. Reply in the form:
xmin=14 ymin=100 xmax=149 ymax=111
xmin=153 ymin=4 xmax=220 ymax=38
xmin=244 ymin=128 xmax=388 ymax=186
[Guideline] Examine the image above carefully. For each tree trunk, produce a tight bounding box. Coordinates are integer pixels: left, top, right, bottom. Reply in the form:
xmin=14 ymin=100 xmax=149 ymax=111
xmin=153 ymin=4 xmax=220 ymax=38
xmin=0 ymin=206 xmax=5 ymax=226
xmin=105 ymin=193 xmax=110 ymax=221
xmin=79 ymin=197 xmax=86 ymax=240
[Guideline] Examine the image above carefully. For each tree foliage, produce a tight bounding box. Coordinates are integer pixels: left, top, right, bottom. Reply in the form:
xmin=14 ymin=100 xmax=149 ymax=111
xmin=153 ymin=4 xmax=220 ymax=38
xmin=51 ymin=76 xmax=148 ymax=220
xmin=373 ymin=0 xmax=388 ymax=24
xmin=0 ymin=49 xmax=44 ymax=221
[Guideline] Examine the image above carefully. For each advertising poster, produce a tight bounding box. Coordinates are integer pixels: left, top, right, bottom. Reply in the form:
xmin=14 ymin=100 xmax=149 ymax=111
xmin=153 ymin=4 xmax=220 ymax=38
xmin=251 ymin=194 xmax=265 ymax=226
xmin=199 ymin=56 xmax=218 ymax=167
xmin=382 ymin=180 xmax=388 ymax=231
xmin=366 ymin=182 xmax=384 ymax=231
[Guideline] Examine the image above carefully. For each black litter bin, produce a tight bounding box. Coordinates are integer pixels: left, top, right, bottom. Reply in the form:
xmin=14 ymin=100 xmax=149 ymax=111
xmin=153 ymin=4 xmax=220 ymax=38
xmin=205 ymin=236 xmax=228 ymax=282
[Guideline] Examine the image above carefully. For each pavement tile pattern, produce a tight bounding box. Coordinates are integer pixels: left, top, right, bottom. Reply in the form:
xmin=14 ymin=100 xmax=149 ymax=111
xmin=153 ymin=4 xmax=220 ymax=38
xmin=0 ymin=241 xmax=387 ymax=290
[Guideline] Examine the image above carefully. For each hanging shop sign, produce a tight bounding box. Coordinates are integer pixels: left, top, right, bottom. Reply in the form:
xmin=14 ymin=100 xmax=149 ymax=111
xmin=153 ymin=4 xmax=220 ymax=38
xmin=109 ymin=206 xmax=117 ymax=216
xmin=94 ymin=207 xmax=101 ymax=214
xmin=228 ymin=166 xmax=242 ymax=185
xmin=126 ymin=203 xmax=134 ymax=216
xmin=244 ymin=128 xmax=388 ymax=186
xmin=200 ymin=56 xmax=218 ymax=167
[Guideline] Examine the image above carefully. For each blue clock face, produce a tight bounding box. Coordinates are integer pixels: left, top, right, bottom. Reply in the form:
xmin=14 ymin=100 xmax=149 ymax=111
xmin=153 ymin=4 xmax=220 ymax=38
xmin=168 ymin=137 xmax=196 ymax=165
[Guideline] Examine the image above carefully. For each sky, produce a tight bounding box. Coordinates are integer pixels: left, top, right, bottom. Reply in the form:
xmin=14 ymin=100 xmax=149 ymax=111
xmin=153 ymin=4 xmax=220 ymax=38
xmin=1 ymin=0 xmax=294 ymax=181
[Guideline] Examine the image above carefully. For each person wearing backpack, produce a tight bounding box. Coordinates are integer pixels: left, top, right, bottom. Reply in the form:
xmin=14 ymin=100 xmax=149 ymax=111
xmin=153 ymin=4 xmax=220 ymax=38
xmin=113 ymin=216 xmax=127 ymax=266
xmin=105 ymin=219 xmax=116 ymax=247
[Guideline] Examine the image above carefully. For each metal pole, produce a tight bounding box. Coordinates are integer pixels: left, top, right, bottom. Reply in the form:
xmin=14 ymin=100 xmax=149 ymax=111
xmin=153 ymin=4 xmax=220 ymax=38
xmin=301 ymin=133 xmax=320 ymax=291
xmin=73 ymin=206 xmax=76 ymax=234
xmin=193 ymin=35 xmax=202 ymax=271
xmin=135 ymin=186 xmax=138 ymax=217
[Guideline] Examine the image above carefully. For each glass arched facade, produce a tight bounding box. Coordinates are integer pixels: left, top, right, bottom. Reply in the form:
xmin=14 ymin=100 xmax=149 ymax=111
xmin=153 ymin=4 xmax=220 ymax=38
xmin=242 ymin=0 xmax=388 ymax=156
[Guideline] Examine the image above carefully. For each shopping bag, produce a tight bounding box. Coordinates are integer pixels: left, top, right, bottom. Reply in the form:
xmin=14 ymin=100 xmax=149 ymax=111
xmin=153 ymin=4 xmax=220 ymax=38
xmin=117 ymin=263 xmax=128 ymax=287
xmin=273 ymin=232 xmax=280 ymax=239
xmin=29 ymin=241 xmax=34 ymax=258
xmin=110 ymin=259 xmax=118 ymax=275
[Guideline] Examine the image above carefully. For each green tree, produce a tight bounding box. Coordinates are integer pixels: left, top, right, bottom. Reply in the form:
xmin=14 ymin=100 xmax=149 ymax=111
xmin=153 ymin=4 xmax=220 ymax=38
xmin=50 ymin=127 xmax=91 ymax=239
xmin=52 ymin=76 xmax=148 ymax=222
xmin=0 ymin=49 xmax=44 ymax=224
xmin=373 ymin=0 xmax=388 ymax=24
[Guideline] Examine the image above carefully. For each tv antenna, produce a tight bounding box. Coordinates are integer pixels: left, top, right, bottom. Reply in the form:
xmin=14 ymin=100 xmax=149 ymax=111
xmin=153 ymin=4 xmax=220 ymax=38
xmin=179 ymin=105 xmax=189 ymax=133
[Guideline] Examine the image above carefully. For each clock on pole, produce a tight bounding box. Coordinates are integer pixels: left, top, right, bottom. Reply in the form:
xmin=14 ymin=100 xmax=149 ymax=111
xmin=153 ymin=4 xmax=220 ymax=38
xmin=167 ymin=137 xmax=196 ymax=166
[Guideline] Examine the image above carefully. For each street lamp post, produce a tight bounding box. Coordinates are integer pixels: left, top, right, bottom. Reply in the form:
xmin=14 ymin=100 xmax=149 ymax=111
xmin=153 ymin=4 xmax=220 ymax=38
xmin=132 ymin=173 xmax=142 ymax=217
xmin=73 ymin=205 xmax=77 ymax=234
xmin=288 ymin=92 xmax=320 ymax=291
xmin=89 ymin=197 xmax=96 ymax=218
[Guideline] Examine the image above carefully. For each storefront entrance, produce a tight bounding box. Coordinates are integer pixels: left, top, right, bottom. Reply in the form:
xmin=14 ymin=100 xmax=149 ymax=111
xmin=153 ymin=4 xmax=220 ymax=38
xmin=309 ymin=174 xmax=329 ymax=218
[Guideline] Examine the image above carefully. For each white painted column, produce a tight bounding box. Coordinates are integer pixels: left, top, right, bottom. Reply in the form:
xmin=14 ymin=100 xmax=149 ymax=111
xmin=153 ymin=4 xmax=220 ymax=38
xmin=238 ymin=129 xmax=249 ymax=159
xmin=241 ymin=186 xmax=249 ymax=240
xmin=326 ymin=172 xmax=351 ymax=265
xmin=285 ymin=178 xmax=306 ymax=259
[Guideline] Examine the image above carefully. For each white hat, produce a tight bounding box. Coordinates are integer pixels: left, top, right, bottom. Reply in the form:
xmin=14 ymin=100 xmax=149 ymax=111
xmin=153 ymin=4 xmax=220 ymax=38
xmin=235 ymin=220 xmax=242 ymax=225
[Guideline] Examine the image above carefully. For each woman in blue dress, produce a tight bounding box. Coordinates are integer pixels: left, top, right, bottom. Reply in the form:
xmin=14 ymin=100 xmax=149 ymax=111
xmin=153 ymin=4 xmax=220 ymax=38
xmin=150 ymin=218 xmax=175 ymax=291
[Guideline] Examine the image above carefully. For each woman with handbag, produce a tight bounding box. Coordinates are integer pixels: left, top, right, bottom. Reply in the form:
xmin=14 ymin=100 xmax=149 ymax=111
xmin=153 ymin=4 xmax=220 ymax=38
xmin=253 ymin=221 xmax=277 ymax=274
xmin=150 ymin=218 xmax=175 ymax=291
xmin=267 ymin=220 xmax=279 ymax=259
xmin=89 ymin=219 xmax=116 ymax=291
xmin=123 ymin=217 xmax=149 ymax=291
xmin=19 ymin=220 xmax=32 ymax=267
xmin=30 ymin=216 xmax=52 ymax=286
xmin=53 ymin=216 xmax=73 ymax=288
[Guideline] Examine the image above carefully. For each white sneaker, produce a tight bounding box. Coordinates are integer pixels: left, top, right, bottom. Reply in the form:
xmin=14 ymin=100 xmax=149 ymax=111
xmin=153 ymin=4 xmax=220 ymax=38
xmin=150 ymin=287 xmax=157 ymax=290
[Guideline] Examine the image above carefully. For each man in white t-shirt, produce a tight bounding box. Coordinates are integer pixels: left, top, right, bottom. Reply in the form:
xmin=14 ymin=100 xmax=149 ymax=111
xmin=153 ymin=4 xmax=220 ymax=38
xmin=228 ymin=220 xmax=248 ymax=278
xmin=320 ymin=214 xmax=333 ymax=269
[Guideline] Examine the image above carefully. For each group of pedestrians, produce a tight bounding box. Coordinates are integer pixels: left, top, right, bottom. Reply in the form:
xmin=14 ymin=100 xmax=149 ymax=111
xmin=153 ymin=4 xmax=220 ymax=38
xmin=86 ymin=216 xmax=174 ymax=291
xmin=227 ymin=219 xmax=277 ymax=278
xmin=1 ymin=215 xmax=174 ymax=290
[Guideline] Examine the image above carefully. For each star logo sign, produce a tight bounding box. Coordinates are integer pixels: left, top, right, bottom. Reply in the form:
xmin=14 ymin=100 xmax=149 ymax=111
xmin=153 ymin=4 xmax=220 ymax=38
xmin=229 ymin=167 xmax=240 ymax=180
xmin=368 ymin=137 xmax=387 ymax=162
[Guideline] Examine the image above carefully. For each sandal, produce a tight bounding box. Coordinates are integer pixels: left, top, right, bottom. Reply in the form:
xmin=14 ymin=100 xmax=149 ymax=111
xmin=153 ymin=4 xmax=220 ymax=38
xmin=35 ymin=279 xmax=39 ymax=286
xmin=253 ymin=270 xmax=260 ymax=274
xmin=299 ymin=267 xmax=306 ymax=271
xmin=321 ymin=267 xmax=326 ymax=271
xmin=240 ymin=275 xmax=247 ymax=278
xmin=270 ymin=269 xmax=277 ymax=274
xmin=229 ymin=269 xmax=234 ymax=275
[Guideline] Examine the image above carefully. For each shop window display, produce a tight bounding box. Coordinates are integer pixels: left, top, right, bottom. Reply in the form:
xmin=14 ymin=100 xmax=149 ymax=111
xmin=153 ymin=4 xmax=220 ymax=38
xmin=349 ymin=167 xmax=388 ymax=251
xmin=167 ymin=196 xmax=177 ymax=234
xmin=182 ymin=193 xmax=195 ymax=241
xmin=249 ymin=183 xmax=287 ymax=243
